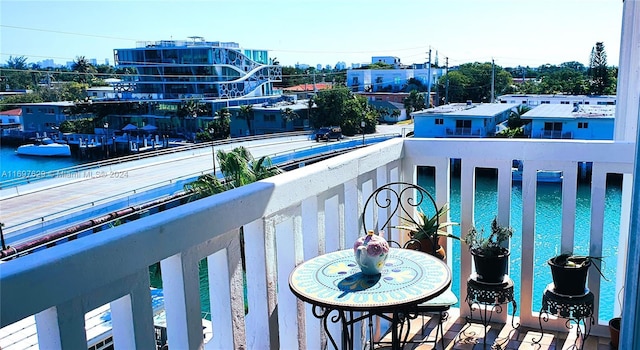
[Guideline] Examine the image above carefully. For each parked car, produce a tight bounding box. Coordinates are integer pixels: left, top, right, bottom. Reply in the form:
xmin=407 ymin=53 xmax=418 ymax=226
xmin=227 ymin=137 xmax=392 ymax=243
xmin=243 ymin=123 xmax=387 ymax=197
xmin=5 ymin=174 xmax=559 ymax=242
xmin=314 ymin=126 xmax=343 ymax=142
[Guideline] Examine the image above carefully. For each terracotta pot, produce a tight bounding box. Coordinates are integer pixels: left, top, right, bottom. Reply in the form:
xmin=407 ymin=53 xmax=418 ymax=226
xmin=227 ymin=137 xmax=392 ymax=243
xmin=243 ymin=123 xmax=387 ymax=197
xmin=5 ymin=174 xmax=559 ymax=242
xmin=548 ymin=257 xmax=590 ymax=296
xmin=609 ymin=317 xmax=621 ymax=349
xmin=471 ymin=248 xmax=510 ymax=283
xmin=405 ymin=237 xmax=446 ymax=260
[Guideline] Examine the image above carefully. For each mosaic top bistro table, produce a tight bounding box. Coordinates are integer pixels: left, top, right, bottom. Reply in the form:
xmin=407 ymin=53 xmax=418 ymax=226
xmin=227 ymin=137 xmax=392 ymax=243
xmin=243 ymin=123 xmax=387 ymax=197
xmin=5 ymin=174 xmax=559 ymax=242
xmin=288 ymin=248 xmax=452 ymax=350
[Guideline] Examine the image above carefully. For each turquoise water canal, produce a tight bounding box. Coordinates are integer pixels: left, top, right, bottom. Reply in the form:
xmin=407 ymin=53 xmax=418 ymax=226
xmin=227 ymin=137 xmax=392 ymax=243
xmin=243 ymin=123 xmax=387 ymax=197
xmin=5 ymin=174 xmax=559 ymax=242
xmin=1 ymin=146 xmax=84 ymax=181
xmin=2 ymin=145 xmax=623 ymax=321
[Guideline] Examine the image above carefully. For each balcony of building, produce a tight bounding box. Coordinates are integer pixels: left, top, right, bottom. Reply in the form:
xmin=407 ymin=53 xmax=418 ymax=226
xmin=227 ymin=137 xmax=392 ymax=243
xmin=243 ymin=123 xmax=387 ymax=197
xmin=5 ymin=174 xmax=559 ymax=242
xmin=1 ymin=135 xmax=637 ymax=349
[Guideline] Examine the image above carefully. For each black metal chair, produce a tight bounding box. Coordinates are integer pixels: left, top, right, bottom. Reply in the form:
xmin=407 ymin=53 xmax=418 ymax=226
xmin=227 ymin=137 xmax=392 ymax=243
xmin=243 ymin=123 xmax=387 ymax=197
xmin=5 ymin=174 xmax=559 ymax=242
xmin=362 ymin=181 xmax=457 ymax=349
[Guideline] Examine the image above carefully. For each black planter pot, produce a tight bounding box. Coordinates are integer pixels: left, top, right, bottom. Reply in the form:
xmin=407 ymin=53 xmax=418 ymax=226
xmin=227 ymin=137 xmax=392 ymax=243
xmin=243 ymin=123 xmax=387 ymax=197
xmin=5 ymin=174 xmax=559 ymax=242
xmin=548 ymin=257 xmax=590 ymax=296
xmin=471 ymin=248 xmax=510 ymax=283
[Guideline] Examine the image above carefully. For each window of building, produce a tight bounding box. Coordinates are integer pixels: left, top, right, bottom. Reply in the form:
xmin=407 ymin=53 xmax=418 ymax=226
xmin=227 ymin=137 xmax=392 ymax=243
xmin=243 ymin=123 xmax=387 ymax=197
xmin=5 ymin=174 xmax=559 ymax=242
xmin=561 ymin=101 xmax=570 ymax=104
xmin=264 ymin=115 xmax=275 ymax=122
xmin=541 ymin=101 xmax=550 ymax=104
xmin=455 ymin=120 xmax=471 ymax=128
xmin=352 ymin=77 xmax=359 ymax=85
xmin=584 ymin=101 xmax=590 ymax=105
xmin=578 ymin=122 xmax=589 ymax=129
xmin=544 ymin=122 xmax=562 ymax=131
xmin=435 ymin=118 xmax=444 ymax=125
xmin=26 ymin=108 xmax=32 ymax=113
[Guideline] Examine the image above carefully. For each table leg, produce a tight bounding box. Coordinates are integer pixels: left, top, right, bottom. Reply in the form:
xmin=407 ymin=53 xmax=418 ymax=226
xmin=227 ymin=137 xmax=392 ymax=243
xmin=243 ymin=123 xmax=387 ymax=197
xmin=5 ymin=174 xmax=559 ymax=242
xmin=312 ymin=306 xmax=353 ymax=350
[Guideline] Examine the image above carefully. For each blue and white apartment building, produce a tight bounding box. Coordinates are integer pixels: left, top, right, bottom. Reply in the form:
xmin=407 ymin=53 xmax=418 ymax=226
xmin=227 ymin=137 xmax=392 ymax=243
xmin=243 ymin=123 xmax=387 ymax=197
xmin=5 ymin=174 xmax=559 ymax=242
xmin=412 ymin=102 xmax=518 ymax=138
xmin=346 ymin=57 xmax=445 ymax=94
xmin=523 ymin=103 xmax=615 ymax=140
xmin=113 ymin=37 xmax=282 ymax=101
xmin=498 ymin=94 xmax=616 ymax=107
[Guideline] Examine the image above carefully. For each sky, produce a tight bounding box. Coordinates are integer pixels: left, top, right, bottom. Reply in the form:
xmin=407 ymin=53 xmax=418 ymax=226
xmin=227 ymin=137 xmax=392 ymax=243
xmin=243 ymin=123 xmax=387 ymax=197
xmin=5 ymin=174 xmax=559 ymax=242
xmin=0 ymin=0 xmax=625 ymax=69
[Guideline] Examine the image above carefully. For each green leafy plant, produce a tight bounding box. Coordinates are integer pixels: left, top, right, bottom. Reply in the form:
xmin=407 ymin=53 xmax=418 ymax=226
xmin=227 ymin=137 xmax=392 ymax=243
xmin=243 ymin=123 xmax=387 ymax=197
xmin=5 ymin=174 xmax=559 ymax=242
xmin=393 ymin=203 xmax=459 ymax=242
xmin=464 ymin=217 xmax=513 ymax=257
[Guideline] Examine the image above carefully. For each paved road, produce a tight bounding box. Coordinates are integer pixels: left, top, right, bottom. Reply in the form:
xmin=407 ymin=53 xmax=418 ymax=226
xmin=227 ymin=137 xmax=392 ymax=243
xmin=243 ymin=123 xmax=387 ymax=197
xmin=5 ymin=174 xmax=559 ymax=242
xmin=0 ymin=123 xmax=411 ymax=244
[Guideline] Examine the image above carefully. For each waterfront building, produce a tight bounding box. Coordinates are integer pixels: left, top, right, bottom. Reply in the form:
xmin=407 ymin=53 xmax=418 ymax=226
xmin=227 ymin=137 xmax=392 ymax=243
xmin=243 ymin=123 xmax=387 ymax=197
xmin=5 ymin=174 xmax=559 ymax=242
xmin=497 ymin=93 xmax=616 ymax=106
xmin=0 ymin=108 xmax=22 ymax=133
xmin=522 ymin=103 xmax=615 ymax=140
xmin=19 ymin=101 xmax=75 ymax=134
xmin=113 ymin=37 xmax=282 ymax=100
xmin=228 ymin=99 xmax=312 ymax=136
xmin=412 ymin=102 xmax=519 ymax=138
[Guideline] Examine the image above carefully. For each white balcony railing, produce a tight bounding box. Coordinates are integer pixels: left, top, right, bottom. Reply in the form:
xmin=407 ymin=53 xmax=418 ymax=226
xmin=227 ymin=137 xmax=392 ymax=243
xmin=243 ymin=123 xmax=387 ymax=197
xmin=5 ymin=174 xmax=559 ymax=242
xmin=0 ymin=137 xmax=634 ymax=349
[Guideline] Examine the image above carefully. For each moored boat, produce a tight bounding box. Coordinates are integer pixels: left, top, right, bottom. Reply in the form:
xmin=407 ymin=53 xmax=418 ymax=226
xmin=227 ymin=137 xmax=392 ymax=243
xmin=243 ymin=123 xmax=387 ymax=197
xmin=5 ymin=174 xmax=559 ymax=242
xmin=16 ymin=137 xmax=71 ymax=157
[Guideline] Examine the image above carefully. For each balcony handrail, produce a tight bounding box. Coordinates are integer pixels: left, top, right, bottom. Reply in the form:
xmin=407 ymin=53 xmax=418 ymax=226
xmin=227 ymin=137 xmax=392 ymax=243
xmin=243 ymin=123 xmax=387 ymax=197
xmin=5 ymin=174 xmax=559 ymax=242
xmin=0 ymin=137 xmax=634 ymax=349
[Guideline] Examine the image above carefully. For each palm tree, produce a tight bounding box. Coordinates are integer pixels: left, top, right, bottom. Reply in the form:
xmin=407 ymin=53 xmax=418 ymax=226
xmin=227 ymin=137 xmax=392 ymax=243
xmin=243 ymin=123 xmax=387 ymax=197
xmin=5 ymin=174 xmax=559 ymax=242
xmin=237 ymin=104 xmax=254 ymax=135
xmin=178 ymin=99 xmax=209 ymax=140
xmin=184 ymin=146 xmax=281 ymax=198
xmin=280 ymin=107 xmax=299 ymax=129
xmin=507 ymin=105 xmax=531 ymax=129
xmin=71 ymin=56 xmax=96 ymax=83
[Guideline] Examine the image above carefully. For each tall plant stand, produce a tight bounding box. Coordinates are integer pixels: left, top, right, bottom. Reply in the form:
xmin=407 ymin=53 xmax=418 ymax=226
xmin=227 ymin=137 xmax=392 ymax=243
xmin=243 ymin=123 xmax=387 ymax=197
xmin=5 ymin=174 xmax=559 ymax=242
xmin=534 ymin=284 xmax=594 ymax=350
xmin=463 ymin=274 xmax=519 ymax=348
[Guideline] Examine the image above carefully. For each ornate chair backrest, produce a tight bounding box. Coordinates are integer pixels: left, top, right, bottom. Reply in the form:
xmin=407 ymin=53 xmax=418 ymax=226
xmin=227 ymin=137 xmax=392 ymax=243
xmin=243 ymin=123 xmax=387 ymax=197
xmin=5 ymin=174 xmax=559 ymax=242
xmin=361 ymin=181 xmax=439 ymax=254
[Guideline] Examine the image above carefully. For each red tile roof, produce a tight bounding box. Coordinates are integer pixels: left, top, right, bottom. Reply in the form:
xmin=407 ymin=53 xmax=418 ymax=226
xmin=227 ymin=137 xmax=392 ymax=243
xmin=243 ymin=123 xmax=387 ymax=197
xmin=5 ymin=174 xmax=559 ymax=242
xmin=282 ymin=82 xmax=334 ymax=92
xmin=0 ymin=108 xmax=22 ymax=116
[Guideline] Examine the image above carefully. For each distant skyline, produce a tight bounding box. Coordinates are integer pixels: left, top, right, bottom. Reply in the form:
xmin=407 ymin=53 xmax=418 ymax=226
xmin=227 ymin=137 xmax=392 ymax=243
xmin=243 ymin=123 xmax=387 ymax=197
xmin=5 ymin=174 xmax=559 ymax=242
xmin=0 ymin=0 xmax=624 ymax=69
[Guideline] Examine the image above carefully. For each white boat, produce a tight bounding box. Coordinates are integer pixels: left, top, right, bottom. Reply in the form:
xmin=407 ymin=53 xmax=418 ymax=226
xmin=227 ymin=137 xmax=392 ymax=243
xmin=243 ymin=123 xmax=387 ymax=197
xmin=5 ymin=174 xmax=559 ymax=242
xmin=512 ymin=168 xmax=563 ymax=183
xmin=16 ymin=137 xmax=71 ymax=157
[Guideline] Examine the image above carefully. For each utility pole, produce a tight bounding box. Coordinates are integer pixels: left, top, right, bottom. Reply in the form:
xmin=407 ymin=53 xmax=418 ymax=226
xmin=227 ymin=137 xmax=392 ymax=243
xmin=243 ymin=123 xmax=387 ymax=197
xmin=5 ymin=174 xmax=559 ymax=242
xmin=427 ymin=47 xmax=432 ymax=108
xmin=445 ymin=57 xmax=449 ymax=104
xmin=313 ymin=71 xmax=317 ymax=93
xmin=490 ymin=58 xmax=495 ymax=103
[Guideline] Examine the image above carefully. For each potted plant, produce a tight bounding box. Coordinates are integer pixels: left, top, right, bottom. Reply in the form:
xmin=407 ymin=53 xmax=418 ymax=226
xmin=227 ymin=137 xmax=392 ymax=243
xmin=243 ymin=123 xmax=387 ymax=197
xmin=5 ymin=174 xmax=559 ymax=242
xmin=547 ymin=253 xmax=607 ymax=296
xmin=392 ymin=203 xmax=459 ymax=260
xmin=464 ymin=217 xmax=513 ymax=283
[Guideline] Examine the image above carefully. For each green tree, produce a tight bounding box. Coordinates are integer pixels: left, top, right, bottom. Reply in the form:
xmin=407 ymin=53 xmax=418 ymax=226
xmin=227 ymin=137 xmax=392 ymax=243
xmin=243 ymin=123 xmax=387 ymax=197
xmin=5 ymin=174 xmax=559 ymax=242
xmin=177 ymin=99 xmax=210 ymax=139
xmin=507 ymin=105 xmax=531 ymax=129
xmin=184 ymin=146 xmax=282 ymax=198
xmin=588 ymin=42 xmax=611 ymax=95
xmin=197 ymin=107 xmax=231 ymax=141
xmin=537 ymin=68 xmax=588 ymax=95
xmin=237 ymin=104 xmax=255 ymax=135
xmin=404 ymin=78 xmax=428 ymax=93
xmin=2 ymin=56 xmax=33 ymax=90
xmin=403 ymin=90 xmax=426 ymax=114
xmin=436 ymin=71 xmax=470 ymax=103
xmin=0 ymin=94 xmax=43 ymax=111
xmin=440 ymin=62 xmax=513 ymax=103
xmin=71 ymin=56 xmax=97 ymax=84
xmin=311 ymin=86 xmax=354 ymax=128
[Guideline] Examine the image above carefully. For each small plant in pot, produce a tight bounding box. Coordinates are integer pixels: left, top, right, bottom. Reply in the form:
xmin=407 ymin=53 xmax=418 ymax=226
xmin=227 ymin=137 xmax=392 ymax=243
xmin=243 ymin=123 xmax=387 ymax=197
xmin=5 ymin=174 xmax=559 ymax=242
xmin=547 ymin=253 xmax=607 ymax=296
xmin=392 ymin=203 xmax=459 ymax=260
xmin=464 ymin=217 xmax=513 ymax=283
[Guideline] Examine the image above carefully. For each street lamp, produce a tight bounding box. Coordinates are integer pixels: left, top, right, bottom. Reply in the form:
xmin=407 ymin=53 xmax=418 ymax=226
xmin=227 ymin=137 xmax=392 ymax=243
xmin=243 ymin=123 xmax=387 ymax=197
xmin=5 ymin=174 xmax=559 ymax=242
xmin=103 ymin=122 xmax=109 ymax=157
xmin=361 ymin=120 xmax=366 ymax=146
xmin=209 ymin=127 xmax=216 ymax=175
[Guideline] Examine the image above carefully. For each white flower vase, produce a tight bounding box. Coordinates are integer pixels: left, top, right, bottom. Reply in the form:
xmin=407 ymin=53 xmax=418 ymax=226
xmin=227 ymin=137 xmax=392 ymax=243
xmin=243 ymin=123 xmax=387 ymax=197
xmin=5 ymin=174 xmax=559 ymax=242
xmin=353 ymin=231 xmax=390 ymax=275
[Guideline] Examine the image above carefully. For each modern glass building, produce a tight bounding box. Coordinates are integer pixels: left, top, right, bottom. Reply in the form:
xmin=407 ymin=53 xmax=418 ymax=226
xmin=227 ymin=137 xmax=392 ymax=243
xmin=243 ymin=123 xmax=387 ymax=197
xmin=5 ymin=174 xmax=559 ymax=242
xmin=113 ymin=37 xmax=282 ymax=100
